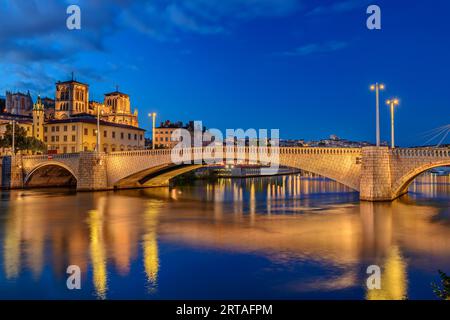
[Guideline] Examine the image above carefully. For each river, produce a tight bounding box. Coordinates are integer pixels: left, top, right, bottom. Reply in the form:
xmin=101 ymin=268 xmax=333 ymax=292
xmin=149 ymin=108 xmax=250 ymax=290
xmin=0 ymin=173 xmax=449 ymax=299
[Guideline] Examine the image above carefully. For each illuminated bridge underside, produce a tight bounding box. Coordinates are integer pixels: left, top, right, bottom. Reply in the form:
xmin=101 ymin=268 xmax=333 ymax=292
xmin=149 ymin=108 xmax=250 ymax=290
xmin=1 ymin=146 xmax=449 ymax=201
xmin=115 ymin=164 xmax=204 ymax=188
xmin=25 ymin=164 xmax=77 ymax=188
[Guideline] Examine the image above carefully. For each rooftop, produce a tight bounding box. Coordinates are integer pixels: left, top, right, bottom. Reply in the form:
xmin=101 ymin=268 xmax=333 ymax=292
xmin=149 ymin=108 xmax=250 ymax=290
xmin=6 ymin=91 xmax=31 ymax=96
xmin=47 ymin=114 xmax=145 ymax=131
xmin=0 ymin=113 xmax=33 ymax=123
xmin=56 ymin=79 xmax=89 ymax=87
xmin=104 ymin=90 xmax=129 ymax=97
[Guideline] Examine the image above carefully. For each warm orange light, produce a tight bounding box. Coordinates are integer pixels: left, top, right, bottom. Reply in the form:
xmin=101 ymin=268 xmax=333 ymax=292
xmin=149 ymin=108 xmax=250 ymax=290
xmin=370 ymin=83 xmax=385 ymax=91
xmin=387 ymin=98 xmax=400 ymax=106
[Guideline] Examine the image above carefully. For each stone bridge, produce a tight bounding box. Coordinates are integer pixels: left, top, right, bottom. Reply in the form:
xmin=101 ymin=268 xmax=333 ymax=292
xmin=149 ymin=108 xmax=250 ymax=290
xmin=1 ymin=146 xmax=449 ymax=201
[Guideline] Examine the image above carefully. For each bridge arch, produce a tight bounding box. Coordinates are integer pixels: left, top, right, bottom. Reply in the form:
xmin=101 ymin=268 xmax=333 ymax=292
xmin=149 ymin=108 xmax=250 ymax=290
xmin=106 ymin=147 xmax=362 ymax=191
xmin=24 ymin=161 xmax=78 ymax=187
xmin=113 ymin=162 xmax=360 ymax=191
xmin=392 ymin=161 xmax=450 ymax=198
xmin=113 ymin=163 xmax=205 ymax=188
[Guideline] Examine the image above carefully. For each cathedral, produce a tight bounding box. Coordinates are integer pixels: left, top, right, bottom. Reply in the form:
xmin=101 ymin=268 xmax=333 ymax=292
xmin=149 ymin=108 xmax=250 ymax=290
xmin=0 ymin=77 xmax=144 ymax=155
xmin=54 ymin=78 xmax=139 ymax=127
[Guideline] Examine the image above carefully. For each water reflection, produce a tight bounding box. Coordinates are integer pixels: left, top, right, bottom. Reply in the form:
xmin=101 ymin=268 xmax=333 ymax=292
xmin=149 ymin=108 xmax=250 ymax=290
xmin=0 ymin=173 xmax=449 ymax=299
xmin=142 ymin=201 xmax=160 ymax=293
xmin=88 ymin=208 xmax=107 ymax=299
xmin=366 ymin=246 xmax=407 ymax=300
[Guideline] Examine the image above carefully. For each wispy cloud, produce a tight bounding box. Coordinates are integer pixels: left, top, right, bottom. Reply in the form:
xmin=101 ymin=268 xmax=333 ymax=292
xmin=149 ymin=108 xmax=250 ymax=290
xmin=118 ymin=0 xmax=302 ymax=40
xmin=307 ymin=0 xmax=370 ymax=16
xmin=279 ymin=41 xmax=349 ymax=56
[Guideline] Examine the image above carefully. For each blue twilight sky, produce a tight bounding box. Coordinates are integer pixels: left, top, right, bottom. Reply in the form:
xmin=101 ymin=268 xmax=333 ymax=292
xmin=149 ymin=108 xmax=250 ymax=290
xmin=0 ymin=0 xmax=449 ymax=146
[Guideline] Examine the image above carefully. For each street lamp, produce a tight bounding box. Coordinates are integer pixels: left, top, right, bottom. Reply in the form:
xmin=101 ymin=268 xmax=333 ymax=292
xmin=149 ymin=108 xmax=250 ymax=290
xmin=370 ymin=83 xmax=385 ymax=147
xmin=9 ymin=120 xmax=16 ymax=156
xmin=148 ymin=112 xmax=157 ymax=149
xmin=386 ymin=98 xmax=400 ymax=148
xmin=95 ymin=106 xmax=104 ymax=153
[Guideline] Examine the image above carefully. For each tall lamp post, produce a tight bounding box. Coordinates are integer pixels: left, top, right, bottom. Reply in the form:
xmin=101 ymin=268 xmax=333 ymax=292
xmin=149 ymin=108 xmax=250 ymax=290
xmin=95 ymin=106 xmax=104 ymax=152
xmin=148 ymin=112 xmax=157 ymax=149
xmin=9 ymin=120 xmax=16 ymax=156
xmin=370 ymin=83 xmax=385 ymax=147
xmin=386 ymin=98 xmax=399 ymax=149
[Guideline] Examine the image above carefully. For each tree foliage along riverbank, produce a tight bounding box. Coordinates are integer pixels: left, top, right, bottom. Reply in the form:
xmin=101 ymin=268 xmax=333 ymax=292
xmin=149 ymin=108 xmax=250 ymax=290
xmin=0 ymin=124 xmax=46 ymax=154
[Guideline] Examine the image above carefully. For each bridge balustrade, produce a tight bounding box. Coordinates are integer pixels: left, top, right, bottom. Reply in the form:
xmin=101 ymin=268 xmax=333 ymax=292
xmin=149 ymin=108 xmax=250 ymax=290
xmin=391 ymin=148 xmax=450 ymax=158
xmin=23 ymin=153 xmax=81 ymax=160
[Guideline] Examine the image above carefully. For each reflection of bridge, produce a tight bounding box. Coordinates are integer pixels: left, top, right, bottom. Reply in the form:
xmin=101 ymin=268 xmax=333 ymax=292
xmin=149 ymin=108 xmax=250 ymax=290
xmin=1 ymin=146 xmax=449 ymax=201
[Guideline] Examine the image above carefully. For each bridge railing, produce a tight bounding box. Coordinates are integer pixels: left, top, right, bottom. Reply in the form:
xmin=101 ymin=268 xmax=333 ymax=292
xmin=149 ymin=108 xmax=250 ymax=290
xmin=107 ymin=146 xmax=362 ymax=157
xmin=22 ymin=153 xmax=81 ymax=160
xmin=108 ymin=149 xmax=174 ymax=157
xmin=280 ymin=147 xmax=361 ymax=155
xmin=15 ymin=146 xmax=365 ymax=162
xmin=391 ymin=148 xmax=450 ymax=158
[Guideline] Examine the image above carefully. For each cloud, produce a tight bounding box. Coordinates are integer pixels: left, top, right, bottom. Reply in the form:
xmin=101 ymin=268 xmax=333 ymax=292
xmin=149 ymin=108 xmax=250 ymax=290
xmin=181 ymin=0 xmax=301 ymax=20
xmin=0 ymin=0 xmax=303 ymax=93
xmin=279 ymin=41 xmax=349 ymax=56
xmin=0 ymin=0 xmax=303 ymax=61
xmin=166 ymin=4 xmax=225 ymax=34
xmin=118 ymin=0 xmax=302 ymax=39
xmin=307 ymin=0 xmax=370 ymax=16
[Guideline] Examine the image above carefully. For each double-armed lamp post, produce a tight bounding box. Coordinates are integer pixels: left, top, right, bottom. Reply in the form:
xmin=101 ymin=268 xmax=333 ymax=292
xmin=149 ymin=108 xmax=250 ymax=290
xmin=148 ymin=112 xmax=157 ymax=149
xmin=386 ymin=98 xmax=400 ymax=148
xmin=370 ymin=83 xmax=385 ymax=147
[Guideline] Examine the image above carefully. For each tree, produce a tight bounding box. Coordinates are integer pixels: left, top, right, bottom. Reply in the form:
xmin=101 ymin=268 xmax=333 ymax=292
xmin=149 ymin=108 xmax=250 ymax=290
xmin=432 ymin=270 xmax=450 ymax=300
xmin=0 ymin=123 xmax=46 ymax=154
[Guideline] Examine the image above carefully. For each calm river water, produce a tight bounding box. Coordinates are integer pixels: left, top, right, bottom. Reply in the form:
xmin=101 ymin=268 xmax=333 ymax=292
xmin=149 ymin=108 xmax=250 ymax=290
xmin=0 ymin=174 xmax=449 ymax=300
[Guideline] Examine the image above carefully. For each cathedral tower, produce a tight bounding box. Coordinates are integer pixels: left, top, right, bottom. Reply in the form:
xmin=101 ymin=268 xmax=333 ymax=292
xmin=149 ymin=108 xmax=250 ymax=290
xmin=55 ymin=77 xmax=89 ymax=119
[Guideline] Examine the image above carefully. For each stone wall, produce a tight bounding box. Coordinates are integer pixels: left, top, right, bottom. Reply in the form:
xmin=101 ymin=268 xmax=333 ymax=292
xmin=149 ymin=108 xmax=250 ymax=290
xmin=280 ymin=148 xmax=362 ymax=191
xmin=1 ymin=156 xmax=24 ymax=189
xmin=76 ymin=152 xmax=108 ymax=191
xmin=360 ymin=147 xmax=393 ymax=201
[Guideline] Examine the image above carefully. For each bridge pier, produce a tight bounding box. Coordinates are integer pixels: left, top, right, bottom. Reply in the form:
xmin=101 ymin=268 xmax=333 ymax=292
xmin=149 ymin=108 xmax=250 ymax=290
xmin=360 ymin=147 xmax=395 ymax=201
xmin=76 ymin=152 xmax=109 ymax=191
xmin=1 ymin=156 xmax=24 ymax=189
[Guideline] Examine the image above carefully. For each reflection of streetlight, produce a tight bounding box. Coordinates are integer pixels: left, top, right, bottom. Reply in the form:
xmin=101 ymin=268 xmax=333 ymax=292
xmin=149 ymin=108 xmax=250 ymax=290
xmin=148 ymin=112 xmax=157 ymax=149
xmin=370 ymin=83 xmax=385 ymax=147
xmin=386 ymin=98 xmax=400 ymax=148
